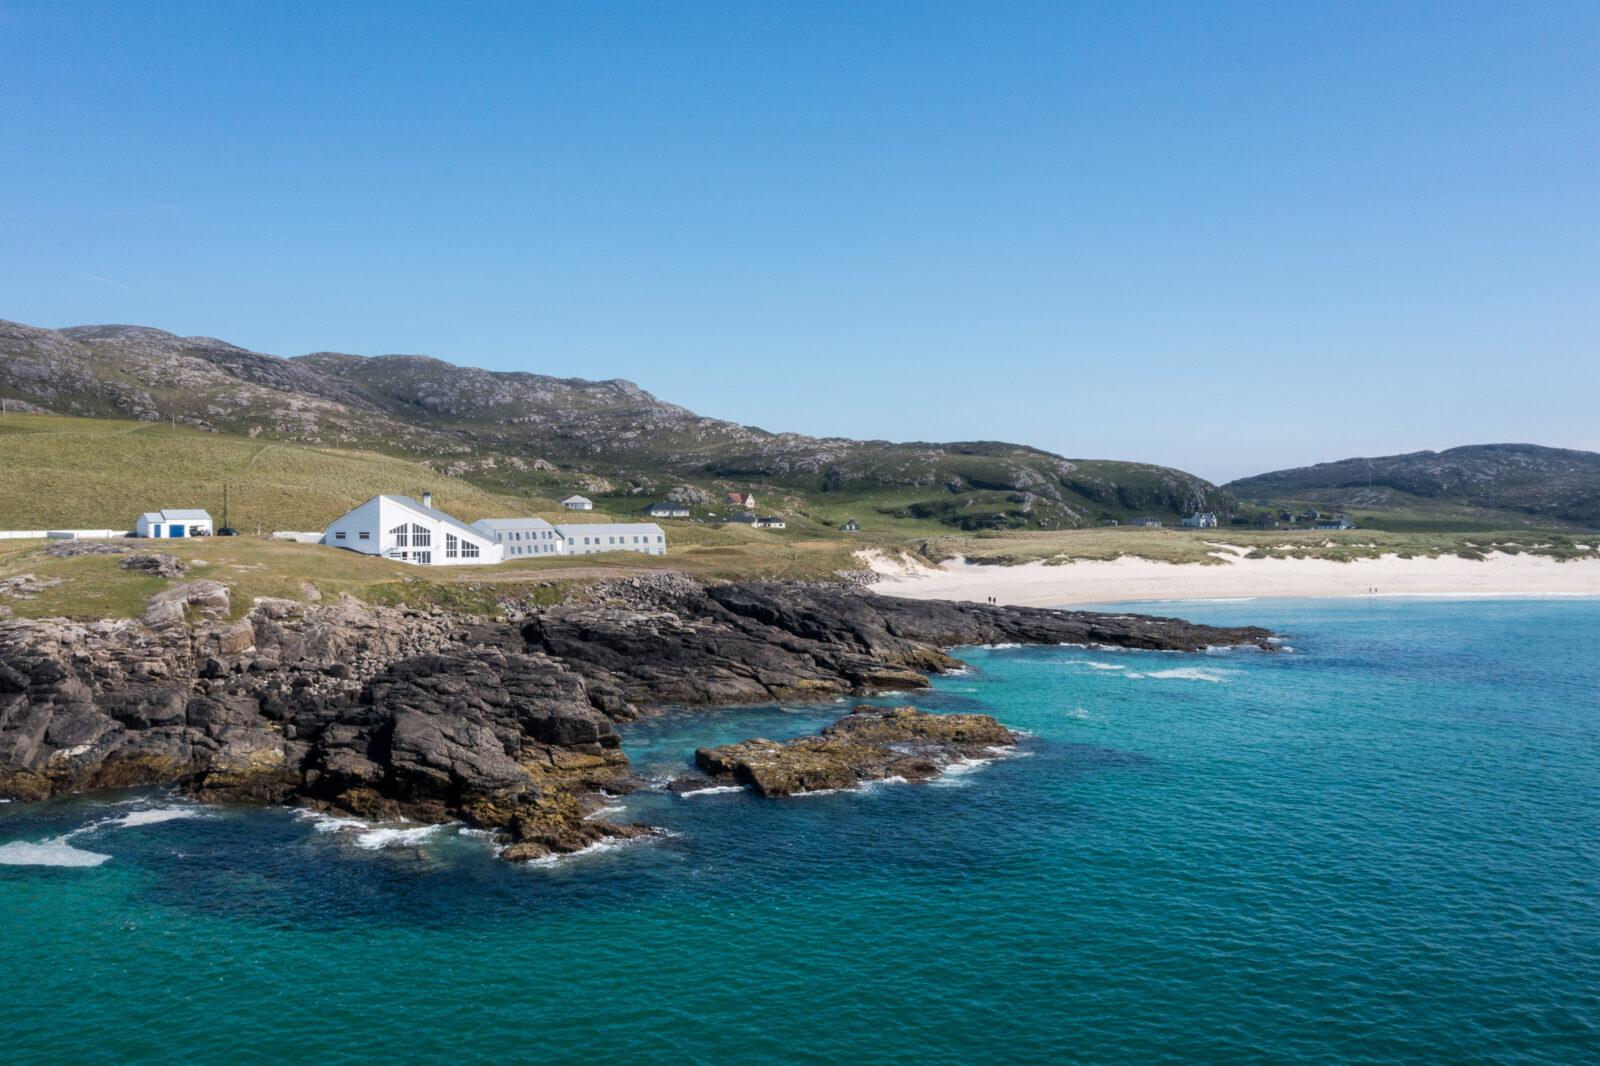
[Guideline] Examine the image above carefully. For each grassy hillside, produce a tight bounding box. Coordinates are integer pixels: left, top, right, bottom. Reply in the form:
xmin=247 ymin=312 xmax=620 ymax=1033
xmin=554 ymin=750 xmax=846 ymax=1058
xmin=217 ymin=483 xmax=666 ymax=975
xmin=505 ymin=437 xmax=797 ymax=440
xmin=2 ymin=319 xmax=1240 ymax=531
xmin=1228 ymin=444 xmax=1600 ymax=530
xmin=0 ymin=414 xmax=557 ymax=531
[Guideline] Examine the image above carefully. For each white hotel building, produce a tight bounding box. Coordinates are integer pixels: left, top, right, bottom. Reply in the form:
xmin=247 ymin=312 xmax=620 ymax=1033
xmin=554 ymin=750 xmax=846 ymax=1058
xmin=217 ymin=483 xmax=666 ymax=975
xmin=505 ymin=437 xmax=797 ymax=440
xmin=319 ymin=494 xmax=502 ymax=566
xmin=470 ymin=517 xmax=565 ymax=558
xmin=473 ymin=517 xmax=668 ymax=558
xmin=323 ymin=496 xmax=667 ymax=566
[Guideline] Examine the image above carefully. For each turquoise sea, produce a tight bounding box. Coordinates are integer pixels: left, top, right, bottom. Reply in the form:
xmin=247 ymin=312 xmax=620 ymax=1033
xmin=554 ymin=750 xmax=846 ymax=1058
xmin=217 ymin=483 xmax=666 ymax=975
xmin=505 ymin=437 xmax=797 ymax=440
xmin=3 ymin=598 xmax=1598 ymax=1063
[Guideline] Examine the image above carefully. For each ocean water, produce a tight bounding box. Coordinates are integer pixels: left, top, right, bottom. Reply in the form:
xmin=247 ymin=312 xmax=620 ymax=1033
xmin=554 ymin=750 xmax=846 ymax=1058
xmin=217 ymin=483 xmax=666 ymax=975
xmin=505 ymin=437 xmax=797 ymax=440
xmin=2 ymin=598 xmax=1598 ymax=1064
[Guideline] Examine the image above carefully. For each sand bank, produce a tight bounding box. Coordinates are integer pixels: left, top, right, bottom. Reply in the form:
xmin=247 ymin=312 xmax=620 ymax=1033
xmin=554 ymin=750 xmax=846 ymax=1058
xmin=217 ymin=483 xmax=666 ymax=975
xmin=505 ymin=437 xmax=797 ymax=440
xmin=863 ymin=550 xmax=1600 ymax=608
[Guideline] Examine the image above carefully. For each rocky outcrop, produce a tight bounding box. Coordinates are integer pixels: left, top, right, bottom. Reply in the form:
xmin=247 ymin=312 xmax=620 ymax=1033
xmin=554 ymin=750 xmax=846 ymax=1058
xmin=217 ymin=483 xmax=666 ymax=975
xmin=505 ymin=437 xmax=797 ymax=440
xmin=0 ymin=575 xmax=1273 ymax=859
xmin=120 ymin=552 xmax=186 ymax=577
xmin=524 ymin=579 xmax=1273 ymax=716
xmin=690 ymin=705 xmax=1018 ymax=796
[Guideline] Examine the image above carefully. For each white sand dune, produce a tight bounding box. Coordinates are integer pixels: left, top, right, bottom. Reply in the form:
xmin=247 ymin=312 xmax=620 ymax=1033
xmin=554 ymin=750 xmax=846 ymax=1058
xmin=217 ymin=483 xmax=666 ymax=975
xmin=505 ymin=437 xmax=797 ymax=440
xmin=863 ymin=549 xmax=1600 ymax=608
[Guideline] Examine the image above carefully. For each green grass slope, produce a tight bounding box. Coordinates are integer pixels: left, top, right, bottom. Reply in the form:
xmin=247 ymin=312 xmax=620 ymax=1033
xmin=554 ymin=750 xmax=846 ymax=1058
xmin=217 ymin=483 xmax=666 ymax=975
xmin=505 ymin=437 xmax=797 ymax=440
xmin=0 ymin=414 xmax=555 ymax=531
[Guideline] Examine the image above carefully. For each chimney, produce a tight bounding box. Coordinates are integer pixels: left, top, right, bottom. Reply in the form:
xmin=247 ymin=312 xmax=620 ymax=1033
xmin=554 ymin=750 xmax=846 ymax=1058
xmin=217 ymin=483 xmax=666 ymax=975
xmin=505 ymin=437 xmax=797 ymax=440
xmin=422 ymin=491 xmax=434 ymax=509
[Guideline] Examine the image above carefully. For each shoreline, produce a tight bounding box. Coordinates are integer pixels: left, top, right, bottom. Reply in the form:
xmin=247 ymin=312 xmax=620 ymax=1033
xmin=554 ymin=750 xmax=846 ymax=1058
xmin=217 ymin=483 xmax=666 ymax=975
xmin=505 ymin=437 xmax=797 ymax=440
xmin=863 ymin=550 xmax=1600 ymax=608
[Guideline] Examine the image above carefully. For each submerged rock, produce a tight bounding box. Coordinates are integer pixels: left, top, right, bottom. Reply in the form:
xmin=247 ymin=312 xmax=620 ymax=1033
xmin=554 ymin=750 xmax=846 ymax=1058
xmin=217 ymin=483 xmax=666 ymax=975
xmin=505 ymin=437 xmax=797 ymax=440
xmin=692 ymin=705 xmax=1019 ymax=796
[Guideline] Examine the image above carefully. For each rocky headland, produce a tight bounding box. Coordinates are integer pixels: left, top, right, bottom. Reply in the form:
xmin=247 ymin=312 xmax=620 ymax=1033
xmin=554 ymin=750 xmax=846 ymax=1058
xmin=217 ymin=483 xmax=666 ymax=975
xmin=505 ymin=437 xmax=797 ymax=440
xmin=0 ymin=573 xmax=1274 ymax=860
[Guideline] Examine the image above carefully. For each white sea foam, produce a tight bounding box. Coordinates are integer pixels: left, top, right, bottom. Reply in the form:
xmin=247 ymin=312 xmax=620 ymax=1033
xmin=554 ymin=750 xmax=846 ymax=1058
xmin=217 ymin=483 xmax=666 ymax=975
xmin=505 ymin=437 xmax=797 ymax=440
xmin=294 ymin=810 xmax=371 ymax=833
xmin=110 ymin=806 xmax=204 ymax=828
xmin=1142 ymin=667 xmax=1230 ymax=683
xmin=586 ymin=803 xmax=627 ymax=820
xmin=1064 ymin=706 xmax=1092 ymax=719
xmin=677 ymin=785 xmax=745 ymax=798
xmin=1082 ymin=661 xmax=1125 ymax=671
xmin=353 ymin=824 xmax=446 ymax=849
xmin=981 ymin=642 xmax=1024 ymax=650
xmin=0 ymin=837 xmax=111 ymax=867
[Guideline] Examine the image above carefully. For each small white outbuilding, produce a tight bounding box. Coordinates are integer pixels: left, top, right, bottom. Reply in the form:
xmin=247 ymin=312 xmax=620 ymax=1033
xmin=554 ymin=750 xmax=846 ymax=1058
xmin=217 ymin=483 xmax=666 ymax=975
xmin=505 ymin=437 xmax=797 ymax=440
xmin=136 ymin=509 xmax=214 ymax=538
xmin=561 ymin=495 xmax=594 ymax=511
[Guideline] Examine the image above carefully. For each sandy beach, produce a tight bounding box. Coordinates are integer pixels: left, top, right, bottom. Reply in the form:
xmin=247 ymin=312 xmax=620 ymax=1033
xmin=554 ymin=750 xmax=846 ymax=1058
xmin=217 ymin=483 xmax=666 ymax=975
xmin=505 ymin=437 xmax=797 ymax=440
xmin=864 ymin=549 xmax=1600 ymax=608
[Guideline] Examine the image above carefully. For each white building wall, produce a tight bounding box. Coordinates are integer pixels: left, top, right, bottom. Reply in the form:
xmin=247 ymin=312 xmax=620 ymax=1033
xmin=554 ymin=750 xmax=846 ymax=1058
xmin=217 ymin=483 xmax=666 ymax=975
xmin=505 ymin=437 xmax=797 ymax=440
xmin=472 ymin=518 xmax=567 ymax=559
xmin=556 ymin=523 xmax=668 ymax=557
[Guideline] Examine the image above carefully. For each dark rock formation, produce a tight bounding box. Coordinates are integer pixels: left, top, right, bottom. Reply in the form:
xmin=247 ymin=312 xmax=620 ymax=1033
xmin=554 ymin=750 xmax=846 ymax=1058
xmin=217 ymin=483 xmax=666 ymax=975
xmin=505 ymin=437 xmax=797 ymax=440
xmin=0 ymin=575 xmax=1274 ymax=859
xmin=692 ymin=705 xmax=1018 ymax=796
xmin=120 ymin=552 xmax=186 ymax=577
xmin=524 ymin=578 xmax=1273 ymax=715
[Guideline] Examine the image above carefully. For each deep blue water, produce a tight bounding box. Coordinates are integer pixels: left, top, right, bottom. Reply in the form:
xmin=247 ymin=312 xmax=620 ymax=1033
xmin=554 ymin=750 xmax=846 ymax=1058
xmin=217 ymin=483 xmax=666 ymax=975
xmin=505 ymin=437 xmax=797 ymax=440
xmin=2 ymin=598 xmax=1598 ymax=1063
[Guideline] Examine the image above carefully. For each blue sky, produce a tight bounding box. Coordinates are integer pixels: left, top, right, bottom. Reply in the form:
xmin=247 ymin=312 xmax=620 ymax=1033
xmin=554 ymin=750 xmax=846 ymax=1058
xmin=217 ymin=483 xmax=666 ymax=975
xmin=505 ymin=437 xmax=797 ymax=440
xmin=2 ymin=1 xmax=1596 ymax=482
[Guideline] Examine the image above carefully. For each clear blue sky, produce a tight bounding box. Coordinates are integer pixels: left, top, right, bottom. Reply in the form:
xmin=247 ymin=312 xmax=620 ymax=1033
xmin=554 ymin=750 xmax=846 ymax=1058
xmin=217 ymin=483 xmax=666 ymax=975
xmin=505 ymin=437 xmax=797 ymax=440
xmin=3 ymin=1 xmax=1596 ymax=482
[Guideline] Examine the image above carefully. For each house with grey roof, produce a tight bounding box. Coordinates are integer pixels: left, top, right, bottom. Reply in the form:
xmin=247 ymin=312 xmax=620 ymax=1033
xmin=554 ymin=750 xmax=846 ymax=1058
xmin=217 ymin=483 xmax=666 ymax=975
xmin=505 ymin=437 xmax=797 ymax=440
xmin=135 ymin=508 xmax=213 ymax=538
xmin=644 ymin=501 xmax=691 ymax=518
xmin=320 ymin=492 xmax=502 ymax=566
xmin=561 ymin=495 xmax=594 ymax=511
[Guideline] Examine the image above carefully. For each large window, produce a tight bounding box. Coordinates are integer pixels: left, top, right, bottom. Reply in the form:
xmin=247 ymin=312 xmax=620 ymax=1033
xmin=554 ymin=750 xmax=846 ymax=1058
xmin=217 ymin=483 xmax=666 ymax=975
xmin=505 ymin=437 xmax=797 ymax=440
xmin=445 ymin=533 xmax=460 ymax=559
xmin=410 ymin=523 xmax=430 ymax=547
xmin=390 ymin=523 xmax=408 ymax=547
xmin=462 ymin=540 xmax=480 ymax=558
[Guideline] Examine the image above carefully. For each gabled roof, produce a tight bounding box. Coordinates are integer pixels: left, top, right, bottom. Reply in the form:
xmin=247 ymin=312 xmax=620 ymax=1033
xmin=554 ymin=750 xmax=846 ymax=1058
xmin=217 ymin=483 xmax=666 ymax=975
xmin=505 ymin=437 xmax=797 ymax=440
xmin=162 ymin=508 xmax=211 ymax=521
xmin=561 ymin=495 xmax=592 ymax=504
xmin=384 ymin=495 xmax=493 ymax=544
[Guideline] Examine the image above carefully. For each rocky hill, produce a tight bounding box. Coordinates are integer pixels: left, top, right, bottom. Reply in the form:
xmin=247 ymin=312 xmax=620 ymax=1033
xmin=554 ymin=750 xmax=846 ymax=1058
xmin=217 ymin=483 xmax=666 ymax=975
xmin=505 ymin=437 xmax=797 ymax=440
xmin=1228 ymin=444 xmax=1600 ymax=529
xmin=1 ymin=318 xmax=1235 ymax=529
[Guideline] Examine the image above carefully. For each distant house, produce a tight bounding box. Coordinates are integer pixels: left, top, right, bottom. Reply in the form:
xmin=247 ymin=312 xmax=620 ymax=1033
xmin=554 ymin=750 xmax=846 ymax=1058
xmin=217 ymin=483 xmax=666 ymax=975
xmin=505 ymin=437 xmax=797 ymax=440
xmin=561 ymin=495 xmax=594 ymax=511
xmin=644 ymin=501 xmax=690 ymax=519
xmin=724 ymin=492 xmax=756 ymax=509
xmin=1129 ymin=517 xmax=1163 ymax=528
xmin=558 ymin=522 xmax=668 ymax=557
xmin=724 ymin=512 xmax=759 ymax=525
xmin=1181 ymin=512 xmax=1219 ymax=529
xmin=472 ymin=517 xmax=565 ymax=558
xmin=135 ymin=509 xmax=213 ymax=538
xmin=840 ymin=518 xmax=861 ymax=532
xmin=758 ymin=516 xmax=787 ymax=529
xmin=321 ymin=493 xmax=501 ymax=566
xmin=1100 ymin=519 xmax=1120 ymax=527
xmin=1315 ymin=514 xmax=1357 ymax=530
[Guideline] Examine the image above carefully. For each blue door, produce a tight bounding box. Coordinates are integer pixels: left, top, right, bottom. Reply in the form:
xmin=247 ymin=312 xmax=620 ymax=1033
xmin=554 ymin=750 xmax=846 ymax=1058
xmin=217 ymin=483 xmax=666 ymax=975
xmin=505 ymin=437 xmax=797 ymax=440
xmin=171 ymin=525 xmax=185 ymax=538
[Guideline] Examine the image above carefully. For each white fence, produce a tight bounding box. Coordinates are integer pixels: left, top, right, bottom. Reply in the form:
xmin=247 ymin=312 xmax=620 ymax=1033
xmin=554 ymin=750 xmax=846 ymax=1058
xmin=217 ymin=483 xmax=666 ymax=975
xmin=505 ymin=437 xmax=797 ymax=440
xmin=0 ymin=529 xmax=128 ymax=541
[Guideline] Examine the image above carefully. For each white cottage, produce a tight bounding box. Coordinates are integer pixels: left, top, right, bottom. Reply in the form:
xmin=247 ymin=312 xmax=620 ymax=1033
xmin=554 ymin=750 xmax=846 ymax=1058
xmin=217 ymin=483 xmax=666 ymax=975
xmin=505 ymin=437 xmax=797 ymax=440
xmin=136 ymin=509 xmax=213 ymax=538
xmin=320 ymin=493 xmax=502 ymax=566
xmin=471 ymin=517 xmax=566 ymax=558
xmin=561 ymin=495 xmax=594 ymax=511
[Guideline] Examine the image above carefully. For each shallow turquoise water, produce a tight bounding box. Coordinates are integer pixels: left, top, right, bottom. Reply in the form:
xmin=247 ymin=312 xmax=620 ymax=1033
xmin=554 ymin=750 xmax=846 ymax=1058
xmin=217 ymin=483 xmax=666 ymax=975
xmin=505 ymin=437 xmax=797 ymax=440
xmin=3 ymin=598 xmax=1598 ymax=1063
